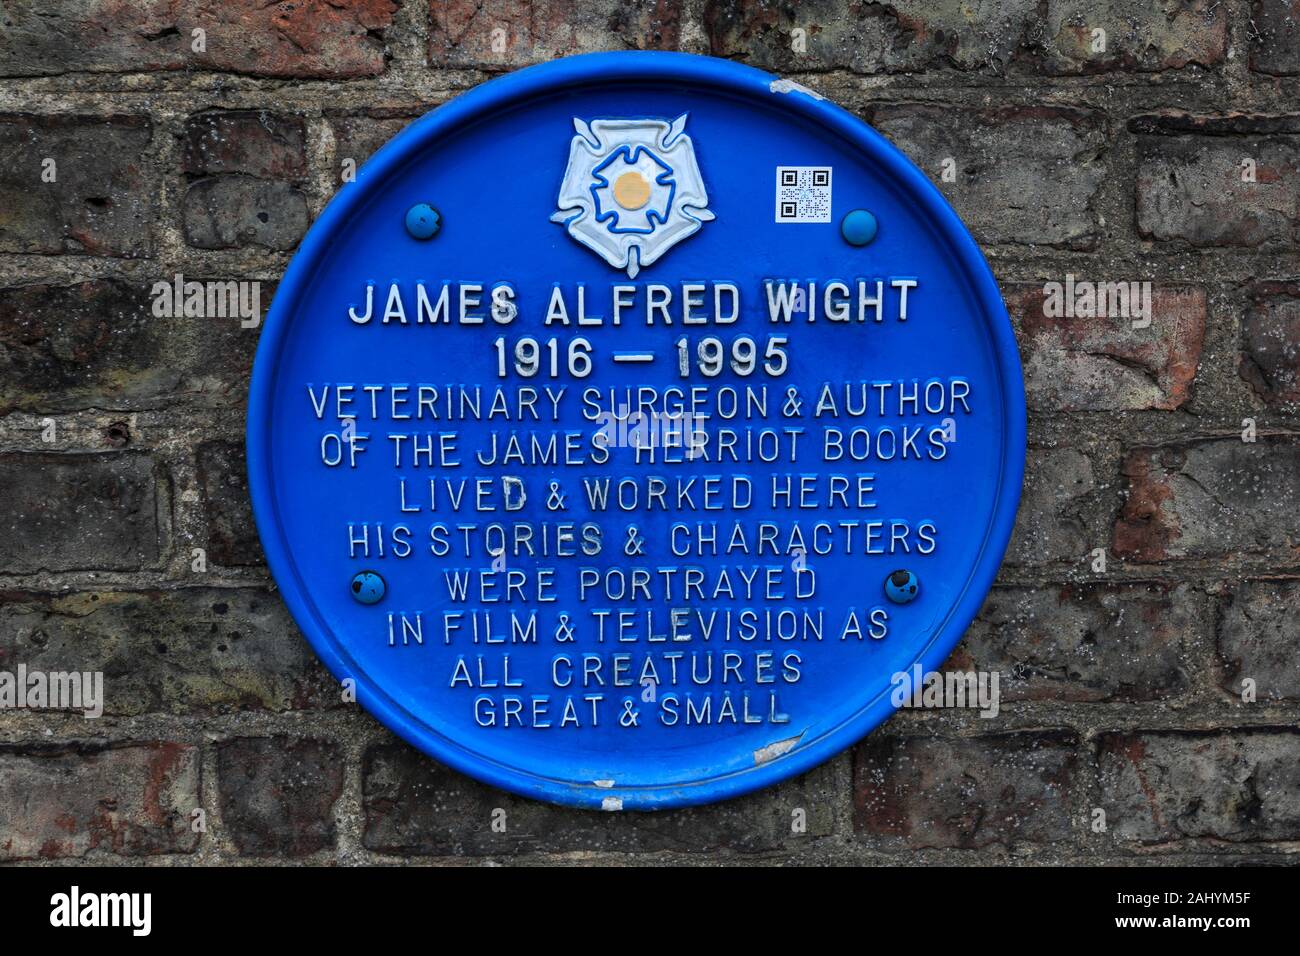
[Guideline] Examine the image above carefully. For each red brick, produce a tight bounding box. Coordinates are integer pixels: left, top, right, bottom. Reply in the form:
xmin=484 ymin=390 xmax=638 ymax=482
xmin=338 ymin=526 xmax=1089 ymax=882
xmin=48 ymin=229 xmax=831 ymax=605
xmin=0 ymin=0 xmax=397 ymax=79
xmin=1113 ymin=437 xmax=1300 ymax=562
xmin=0 ymin=742 xmax=199 ymax=861
xmin=431 ymin=0 xmax=683 ymax=68
xmin=182 ymin=111 xmax=307 ymax=180
xmin=855 ymin=732 xmax=1081 ymax=848
xmin=1005 ymin=283 xmax=1206 ymax=411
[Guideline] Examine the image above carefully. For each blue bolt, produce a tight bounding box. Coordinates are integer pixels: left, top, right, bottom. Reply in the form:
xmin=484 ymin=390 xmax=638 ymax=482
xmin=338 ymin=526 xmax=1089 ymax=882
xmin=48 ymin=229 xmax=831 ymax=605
xmin=405 ymin=203 xmax=441 ymax=240
xmin=351 ymin=570 xmax=386 ymax=605
xmin=884 ymin=569 xmax=919 ymax=604
xmin=841 ymin=209 xmax=878 ymax=246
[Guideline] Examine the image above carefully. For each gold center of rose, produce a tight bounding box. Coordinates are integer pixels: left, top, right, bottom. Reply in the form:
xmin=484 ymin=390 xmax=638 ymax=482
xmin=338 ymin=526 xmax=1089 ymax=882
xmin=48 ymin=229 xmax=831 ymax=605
xmin=613 ymin=171 xmax=651 ymax=210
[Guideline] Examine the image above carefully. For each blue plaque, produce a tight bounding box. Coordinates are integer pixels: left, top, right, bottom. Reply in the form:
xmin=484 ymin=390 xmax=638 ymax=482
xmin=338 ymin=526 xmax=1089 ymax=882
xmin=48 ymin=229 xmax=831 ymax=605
xmin=247 ymin=52 xmax=1025 ymax=809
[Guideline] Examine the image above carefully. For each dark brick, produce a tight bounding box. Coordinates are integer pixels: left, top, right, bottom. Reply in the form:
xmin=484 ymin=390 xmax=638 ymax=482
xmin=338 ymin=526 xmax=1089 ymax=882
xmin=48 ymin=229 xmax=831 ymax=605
xmin=0 ymin=0 xmax=398 ymax=79
xmin=217 ymin=736 xmax=343 ymax=857
xmin=1040 ymin=0 xmax=1227 ymax=74
xmin=1217 ymin=580 xmax=1300 ymax=700
xmin=871 ymin=105 xmax=1106 ymax=248
xmin=1134 ymin=118 xmax=1300 ymax=246
xmin=0 ymin=452 xmax=163 ymax=574
xmin=1004 ymin=283 xmax=1206 ymax=412
xmin=0 ymin=278 xmax=264 ymax=414
xmin=430 ymin=0 xmax=683 ymax=68
xmin=182 ymin=176 xmax=308 ymax=251
xmin=362 ymin=743 xmax=835 ymax=855
xmin=330 ymin=110 xmax=423 ymax=183
xmin=0 ymin=742 xmax=199 ymax=861
xmin=1240 ymin=283 xmax=1300 ymax=410
xmin=1113 ymin=437 xmax=1300 ymax=562
xmin=1251 ymin=0 xmax=1300 ymax=75
xmin=1129 ymin=114 xmax=1300 ymax=136
xmin=854 ymin=732 xmax=1081 ymax=848
xmin=0 ymin=114 xmax=152 ymax=256
xmin=182 ymin=111 xmax=307 ymax=180
xmin=196 ymin=440 xmax=263 ymax=567
xmin=0 ymin=280 xmax=159 ymax=414
xmin=954 ymin=583 xmax=1199 ymax=703
xmin=1005 ymin=447 xmax=1097 ymax=565
xmin=184 ymin=292 xmax=266 ymax=407
xmin=0 ymin=589 xmax=334 ymax=715
xmin=1097 ymin=730 xmax=1300 ymax=843
xmin=180 ymin=110 xmax=308 ymax=253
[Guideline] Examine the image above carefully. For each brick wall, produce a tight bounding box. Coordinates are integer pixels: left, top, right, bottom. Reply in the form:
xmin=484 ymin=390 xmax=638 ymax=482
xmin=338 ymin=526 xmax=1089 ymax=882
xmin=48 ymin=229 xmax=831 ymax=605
xmin=0 ymin=0 xmax=1297 ymax=865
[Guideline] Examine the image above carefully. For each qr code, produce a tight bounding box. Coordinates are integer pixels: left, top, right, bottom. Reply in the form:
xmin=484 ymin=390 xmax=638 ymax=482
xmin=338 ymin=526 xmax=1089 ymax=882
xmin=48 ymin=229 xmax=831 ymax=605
xmin=775 ymin=166 xmax=832 ymax=223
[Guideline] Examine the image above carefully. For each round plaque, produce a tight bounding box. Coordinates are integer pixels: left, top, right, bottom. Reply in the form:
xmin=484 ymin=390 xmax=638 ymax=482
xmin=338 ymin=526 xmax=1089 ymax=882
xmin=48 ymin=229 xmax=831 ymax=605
xmin=247 ymin=52 xmax=1025 ymax=809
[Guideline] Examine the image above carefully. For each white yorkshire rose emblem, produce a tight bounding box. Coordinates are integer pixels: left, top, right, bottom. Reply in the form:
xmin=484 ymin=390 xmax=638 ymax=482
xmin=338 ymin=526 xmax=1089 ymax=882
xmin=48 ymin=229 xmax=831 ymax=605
xmin=551 ymin=114 xmax=714 ymax=278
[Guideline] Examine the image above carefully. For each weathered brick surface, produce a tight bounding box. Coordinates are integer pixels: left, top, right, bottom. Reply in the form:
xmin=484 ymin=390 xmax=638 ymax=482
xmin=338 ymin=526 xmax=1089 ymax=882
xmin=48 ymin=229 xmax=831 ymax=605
xmin=1240 ymin=283 xmax=1300 ymax=410
xmin=0 ymin=115 xmax=152 ymax=256
xmin=330 ymin=110 xmax=426 ymax=182
xmin=1251 ymin=0 xmax=1300 ymax=75
xmin=1040 ymin=0 xmax=1227 ymax=74
xmin=217 ymin=737 xmax=344 ymax=856
xmin=183 ymin=294 xmax=267 ymax=408
xmin=704 ymin=0 xmax=1040 ymax=74
xmin=182 ymin=110 xmax=309 ymax=251
xmin=1113 ymin=437 xmax=1300 ymax=562
xmin=431 ymin=0 xmax=683 ymax=67
xmin=1005 ymin=447 xmax=1096 ymax=565
xmin=1097 ymin=730 xmax=1300 ymax=843
xmin=0 ymin=280 xmax=157 ymax=414
xmin=196 ymin=440 xmax=264 ymax=567
xmin=0 ymin=279 xmax=263 ymax=413
xmin=1216 ymin=580 xmax=1300 ymax=701
xmin=362 ymin=743 xmax=835 ymax=855
xmin=183 ymin=178 xmax=308 ymax=252
xmin=871 ymin=106 xmax=1106 ymax=248
xmin=854 ymin=732 xmax=1081 ymax=848
xmin=955 ymin=583 xmax=1200 ymax=703
xmin=0 ymin=452 xmax=163 ymax=573
xmin=1133 ymin=115 xmax=1300 ymax=246
xmin=0 ymin=589 xmax=333 ymax=715
xmin=705 ymin=0 xmax=1225 ymax=75
xmin=0 ymin=743 xmax=199 ymax=861
xmin=1004 ymin=284 xmax=1206 ymax=412
xmin=183 ymin=111 xmax=307 ymax=181
xmin=0 ymin=0 xmax=398 ymax=79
